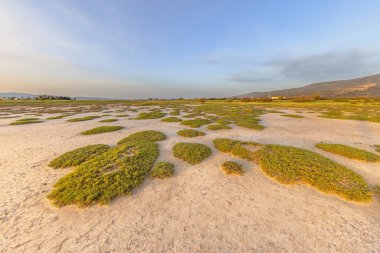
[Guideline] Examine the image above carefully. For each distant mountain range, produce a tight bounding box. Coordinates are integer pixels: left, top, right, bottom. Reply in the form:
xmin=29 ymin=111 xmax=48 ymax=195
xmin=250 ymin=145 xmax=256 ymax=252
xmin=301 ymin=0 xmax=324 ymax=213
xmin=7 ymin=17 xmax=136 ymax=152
xmin=238 ymin=74 xmax=380 ymax=98
xmin=0 ymin=92 xmax=115 ymax=100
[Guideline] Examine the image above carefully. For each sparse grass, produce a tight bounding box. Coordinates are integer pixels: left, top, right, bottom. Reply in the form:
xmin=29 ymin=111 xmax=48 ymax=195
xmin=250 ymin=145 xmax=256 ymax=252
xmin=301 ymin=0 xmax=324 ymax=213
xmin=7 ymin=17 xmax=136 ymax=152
xmin=81 ymin=126 xmax=123 ymax=135
xmin=207 ymin=124 xmax=232 ymax=130
xmin=115 ymin=114 xmax=129 ymax=117
xmin=280 ymin=114 xmax=304 ymax=118
xmin=375 ymin=145 xmax=380 ymax=153
xmin=221 ymin=161 xmax=244 ymax=175
xmin=48 ymin=139 xmax=160 ymax=206
xmin=118 ymin=130 xmax=166 ymax=145
xmin=181 ymin=118 xmax=211 ymax=128
xmin=316 ymin=143 xmax=380 ymax=162
xmin=99 ymin=118 xmax=118 ymax=122
xmin=49 ymin=144 xmax=110 ymax=169
xmin=10 ymin=118 xmax=43 ymax=125
xmin=161 ymin=117 xmax=182 ymax=122
xmin=151 ymin=161 xmax=174 ymax=179
xmin=177 ymin=129 xmax=205 ymax=138
xmin=134 ymin=111 xmax=166 ymax=119
xmin=173 ymin=142 xmax=212 ymax=164
xmin=67 ymin=116 xmax=100 ymax=122
xmin=255 ymin=144 xmax=371 ymax=202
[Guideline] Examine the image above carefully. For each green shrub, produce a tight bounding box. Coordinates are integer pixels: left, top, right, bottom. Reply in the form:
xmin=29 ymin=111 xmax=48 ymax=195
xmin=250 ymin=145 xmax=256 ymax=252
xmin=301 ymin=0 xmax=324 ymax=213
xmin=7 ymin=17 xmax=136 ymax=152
xmin=177 ymin=129 xmax=205 ymax=138
xmin=181 ymin=118 xmax=211 ymax=128
xmin=161 ymin=117 xmax=182 ymax=122
xmin=118 ymin=130 xmax=166 ymax=145
xmin=255 ymin=144 xmax=371 ymax=202
xmin=280 ymin=114 xmax=304 ymax=118
xmin=207 ymin=124 xmax=232 ymax=130
xmin=316 ymin=143 xmax=380 ymax=162
xmin=213 ymin=138 xmax=261 ymax=160
xmin=81 ymin=126 xmax=123 ymax=135
xmin=99 ymin=119 xmax=118 ymax=122
xmin=134 ymin=111 xmax=166 ymax=119
xmin=10 ymin=118 xmax=43 ymax=125
xmin=151 ymin=162 xmax=174 ymax=179
xmin=173 ymin=142 xmax=211 ymax=164
xmin=48 ymin=140 xmax=159 ymax=206
xmin=67 ymin=116 xmax=100 ymax=122
xmin=49 ymin=144 xmax=110 ymax=169
xmin=221 ymin=161 xmax=244 ymax=175
xmin=115 ymin=114 xmax=129 ymax=117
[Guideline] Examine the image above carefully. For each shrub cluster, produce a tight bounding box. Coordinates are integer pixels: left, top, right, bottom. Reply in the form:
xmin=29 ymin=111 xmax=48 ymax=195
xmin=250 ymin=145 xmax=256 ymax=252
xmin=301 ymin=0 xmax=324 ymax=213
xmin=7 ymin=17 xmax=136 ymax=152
xmin=177 ymin=129 xmax=205 ymax=138
xmin=173 ymin=142 xmax=212 ymax=164
xmin=81 ymin=126 xmax=123 ymax=135
xmin=151 ymin=161 xmax=175 ymax=179
xmin=316 ymin=143 xmax=380 ymax=162
xmin=221 ymin=161 xmax=244 ymax=175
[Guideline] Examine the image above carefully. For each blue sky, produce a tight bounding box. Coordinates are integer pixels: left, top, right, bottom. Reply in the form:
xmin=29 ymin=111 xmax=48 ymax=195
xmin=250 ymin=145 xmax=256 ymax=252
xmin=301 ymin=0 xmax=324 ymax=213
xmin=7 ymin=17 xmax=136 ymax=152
xmin=1 ymin=0 xmax=380 ymax=98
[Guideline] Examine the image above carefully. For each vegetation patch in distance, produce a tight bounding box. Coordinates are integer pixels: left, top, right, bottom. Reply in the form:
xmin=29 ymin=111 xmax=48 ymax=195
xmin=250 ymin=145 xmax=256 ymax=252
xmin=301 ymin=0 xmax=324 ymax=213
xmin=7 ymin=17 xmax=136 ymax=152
xmin=115 ymin=114 xmax=129 ymax=117
xmin=118 ymin=130 xmax=166 ymax=144
xmin=134 ymin=111 xmax=166 ymax=119
xmin=10 ymin=118 xmax=43 ymax=125
xmin=181 ymin=118 xmax=212 ymax=128
xmin=280 ymin=114 xmax=304 ymax=118
xmin=81 ymin=126 xmax=124 ymax=135
xmin=316 ymin=143 xmax=380 ymax=162
xmin=67 ymin=116 xmax=101 ymax=122
xmin=99 ymin=119 xmax=118 ymax=122
xmin=177 ymin=129 xmax=205 ymax=138
xmin=207 ymin=124 xmax=232 ymax=130
xmin=161 ymin=117 xmax=182 ymax=122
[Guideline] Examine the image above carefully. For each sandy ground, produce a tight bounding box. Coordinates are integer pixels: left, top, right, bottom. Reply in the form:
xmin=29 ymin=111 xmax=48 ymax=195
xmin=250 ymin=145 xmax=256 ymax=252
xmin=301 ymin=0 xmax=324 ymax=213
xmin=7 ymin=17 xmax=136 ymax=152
xmin=0 ymin=107 xmax=379 ymax=253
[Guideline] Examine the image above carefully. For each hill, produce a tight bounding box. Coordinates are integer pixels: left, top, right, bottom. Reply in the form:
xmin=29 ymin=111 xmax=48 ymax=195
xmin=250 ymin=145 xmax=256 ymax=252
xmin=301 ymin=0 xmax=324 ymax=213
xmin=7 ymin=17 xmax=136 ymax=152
xmin=238 ymin=74 xmax=380 ymax=98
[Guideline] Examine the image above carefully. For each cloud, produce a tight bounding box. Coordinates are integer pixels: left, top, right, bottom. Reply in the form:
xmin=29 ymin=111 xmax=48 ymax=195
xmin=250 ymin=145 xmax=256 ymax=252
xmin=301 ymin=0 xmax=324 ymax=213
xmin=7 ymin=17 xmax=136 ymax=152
xmin=228 ymin=50 xmax=380 ymax=87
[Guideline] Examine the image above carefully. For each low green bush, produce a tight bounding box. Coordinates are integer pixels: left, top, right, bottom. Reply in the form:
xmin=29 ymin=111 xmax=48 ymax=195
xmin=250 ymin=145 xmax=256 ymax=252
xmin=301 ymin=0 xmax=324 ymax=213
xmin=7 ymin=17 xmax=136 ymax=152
xmin=118 ymin=130 xmax=166 ymax=144
xmin=10 ymin=118 xmax=43 ymax=125
xmin=177 ymin=129 xmax=205 ymax=138
xmin=81 ymin=126 xmax=123 ymax=135
xmin=316 ymin=143 xmax=380 ymax=162
xmin=151 ymin=161 xmax=175 ymax=179
xmin=67 ymin=116 xmax=100 ymax=122
xmin=221 ymin=161 xmax=244 ymax=175
xmin=207 ymin=124 xmax=232 ymax=130
xmin=213 ymin=138 xmax=261 ymax=160
xmin=99 ymin=119 xmax=118 ymax=122
xmin=161 ymin=117 xmax=182 ymax=122
xmin=173 ymin=142 xmax=211 ymax=164
xmin=181 ymin=118 xmax=211 ymax=128
xmin=49 ymin=144 xmax=111 ymax=169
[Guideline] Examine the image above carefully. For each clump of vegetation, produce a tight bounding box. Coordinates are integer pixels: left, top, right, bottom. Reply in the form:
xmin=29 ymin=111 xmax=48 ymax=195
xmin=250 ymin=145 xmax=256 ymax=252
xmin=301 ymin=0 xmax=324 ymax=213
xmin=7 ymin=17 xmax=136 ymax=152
xmin=99 ymin=119 xmax=118 ymax=122
xmin=280 ymin=114 xmax=304 ymax=118
xmin=373 ymin=185 xmax=380 ymax=198
xmin=151 ymin=161 xmax=175 ymax=179
xmin=118 ymin=130 xmax=166 ymax=144
xmin=181 ymin=118 xmax=211 ymax=128
xmin=67 ymin=116 xmax=100 ymax=122
xmin=316 ymin=143 xmax=380 ymax=162
xmin=207 ymin=124 xmax=232 ymax=130
xmin=169 ymin=109 xmax=180 ymax=116
xmin=81 ymin=126 xmax=123 ymax=135
xmin=134 ymin=111 xmax=166 ymax=119
xmin=49 ymin=144 xmax=110 ymax=169
xmin=46 ymin=114 xmax=72 ymax=120
xmin=213 ymin=138 xmax=261 ymax=160
xmin=183 ymin=112 xmax=204 ymax=118
xmin=173 ymin=142 xmax=212 ymax=164
xmin=215 ymin=118 xmax=231 ymax=125
xmin=221 ymin=161 xmax=244 ymax=175
xmin=177 ymin=129 xmax=205 ymax=138
xmin=255 ymin=144 xmax=371 ymax=202
xmin=48 ymin=140 xmax=160 ymax=206
xmin=161 ymin=117 xmax=182 ymax=122
xmin=374 ymin=145 xmax=380 ymax=153
xmin=115 ymin=114 xmax=129 ymax=117
xmin=10 ymin=118 xmax=43 ymax=125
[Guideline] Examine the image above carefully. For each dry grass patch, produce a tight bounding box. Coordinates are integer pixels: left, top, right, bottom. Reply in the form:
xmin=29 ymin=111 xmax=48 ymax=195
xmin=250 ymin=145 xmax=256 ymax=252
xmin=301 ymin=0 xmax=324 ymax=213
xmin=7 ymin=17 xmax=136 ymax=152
xmin=316 ymin=143 xmax=380 ymax=162
xmin=173 ymin=142 xmax=211 ymax=164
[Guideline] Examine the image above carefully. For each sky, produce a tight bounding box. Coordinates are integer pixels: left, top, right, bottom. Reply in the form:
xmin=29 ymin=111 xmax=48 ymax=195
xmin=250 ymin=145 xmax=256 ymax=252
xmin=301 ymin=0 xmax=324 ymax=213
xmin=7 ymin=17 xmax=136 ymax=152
xmin=1 ymin=0 xmax=380 ymax=98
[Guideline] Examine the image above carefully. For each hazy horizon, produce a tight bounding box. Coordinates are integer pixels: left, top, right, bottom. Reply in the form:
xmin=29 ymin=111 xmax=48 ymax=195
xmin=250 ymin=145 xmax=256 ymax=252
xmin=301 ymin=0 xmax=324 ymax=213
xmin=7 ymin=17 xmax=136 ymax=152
xmin=1 ymin=0 xmax=380 ymax=98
